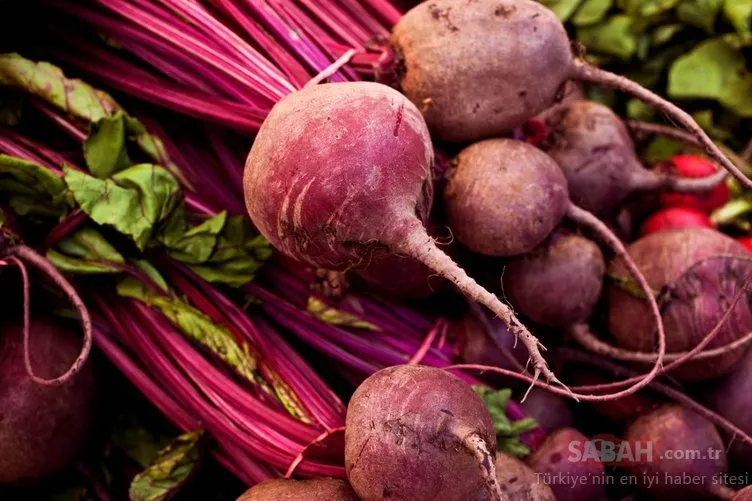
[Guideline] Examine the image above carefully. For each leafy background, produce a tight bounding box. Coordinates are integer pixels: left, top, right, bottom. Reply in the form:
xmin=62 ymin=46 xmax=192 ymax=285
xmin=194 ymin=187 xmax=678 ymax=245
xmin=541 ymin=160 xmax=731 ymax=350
xmin=539 ymin=0 xmax=752 ymax=151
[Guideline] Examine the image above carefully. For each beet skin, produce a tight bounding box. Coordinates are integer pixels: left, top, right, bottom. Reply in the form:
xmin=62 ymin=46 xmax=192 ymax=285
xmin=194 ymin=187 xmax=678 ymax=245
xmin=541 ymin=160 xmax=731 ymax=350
xmin=345 ymin=365 xmax=500 ymax=501
xmin=237 ymin=478 xmax=358 ymax=501
xmin=0 ymin=317 xmax=95 ymax=484
xmin=607 ymin=227 xmax=752 ymax=380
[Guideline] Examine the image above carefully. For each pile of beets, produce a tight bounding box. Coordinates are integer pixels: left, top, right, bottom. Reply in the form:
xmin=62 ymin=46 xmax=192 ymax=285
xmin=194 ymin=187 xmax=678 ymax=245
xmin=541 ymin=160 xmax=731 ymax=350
xmin=3 ymin=0 xmax=752 ymax=500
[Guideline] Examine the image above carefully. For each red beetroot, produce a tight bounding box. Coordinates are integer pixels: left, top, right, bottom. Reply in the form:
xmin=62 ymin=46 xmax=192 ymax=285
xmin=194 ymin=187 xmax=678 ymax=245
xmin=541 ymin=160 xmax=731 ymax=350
xmin=0 ymin=317 xmax=95 ymax=484
xmin=607 ymin=227 xmax=752 ymax=380
xmin=244 ymin=81 xmax=556 ymax=384
xmin=526 ymin=428 xmax=606 ymax=501
xmin=640 ymin=207 xmax=713 ymax=236
xmin=660 ymin=155 xmax=730 ymax=213
xmin=237 ymin=478 xmax=358 ymax=500
xmin=623 ymin=405 xmax=729 ymax=499
xmin=345 ymin=365 xmax=503 ymax=501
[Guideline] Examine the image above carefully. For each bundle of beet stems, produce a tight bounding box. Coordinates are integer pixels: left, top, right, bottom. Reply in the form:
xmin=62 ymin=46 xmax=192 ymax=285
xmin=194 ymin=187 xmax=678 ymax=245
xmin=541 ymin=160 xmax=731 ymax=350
xmin=3 ymin=0 xmax=752 ymax=493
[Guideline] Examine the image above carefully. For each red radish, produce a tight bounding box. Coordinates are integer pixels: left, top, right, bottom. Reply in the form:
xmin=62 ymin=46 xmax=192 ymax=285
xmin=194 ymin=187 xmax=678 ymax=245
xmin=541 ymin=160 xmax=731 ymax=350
xmin=237 ymin=478 xmax=358 ymax=500
xmin=243 ymin=81 xmax=556 ymax=383
xmin=391 ymin=0 xmax=751 ymax=193
xmin=736 ymin=237 xmax=752 ymax=253
xmin=527 ymin=428 xmax=606 ymax=501
xmin=623 ymin=405 xmax=730 ymax=499
xmin=344 ymin=365 xmax=503 ymax=501
xmin=0 ymin=316 xmax=95 ymax=485
xmin=607 ymin=227 xmax=752 ymax=380
xmin=640 ymin=207 xmax=713 ymax=236
xmin=660 ymin=155 xmax=730 ymax=212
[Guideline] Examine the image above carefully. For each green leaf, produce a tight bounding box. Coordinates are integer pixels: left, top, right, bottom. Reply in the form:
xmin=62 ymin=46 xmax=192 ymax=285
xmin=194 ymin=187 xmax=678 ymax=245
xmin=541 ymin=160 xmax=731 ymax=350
xmin=111 ymin=424 xmax=166 ymax=469
xmin=572 ymin=0 xmax=613 ymax=26
xmin=0 ymin=53 xmax=120 ymax=123
xmin=180 ymin=216 xmax=272 ymax=288
xmin=577 ymin=15 xmax=638 ymax=60
xmin=0 ymin=92 xmax=24 ymax=126
xmin=677 ymin=0 xmax=723 ymax=33
xmin=131 ymin=259 xmax=170 ymax=292
xmin=637 ymin=0 xmax=680 ymax=17
xmin=668 ymin=38 xmax=752 ymax=117
xmin=724 ymin=0 xmax=752 ymax=34
xmin=473 ymin=386 xmax=538 ymax=458
xmin=626 ymin=98 xmax=656 ymax=120
xmin=116 ymin=277 xmax=261 ymax=385
xmin=538 ymin=0 xmax=586 ymax=21
xmin=156 ymin=207 xmax=226 ymax=264
xmin=84 ymin=112 xmax=133 ymax=179
xmin=306 ymin=297 xmax=381 ymax=330
xmin=692 ymin=110 xmax=733 ymax=140
xmin=47 ymin=227 xmax=125 ymax=274
xmin=64 ymin=164 xmax=181 ymax=250
xmin=0 ymin=154 xmax=70 ymax=217
xmin=651 ymin=24 xmax=683 ymax=46
xmin=128 ymin=430 xmax=203 ymax=501
xmin=643 ymin=136 xmax=684 ymax=164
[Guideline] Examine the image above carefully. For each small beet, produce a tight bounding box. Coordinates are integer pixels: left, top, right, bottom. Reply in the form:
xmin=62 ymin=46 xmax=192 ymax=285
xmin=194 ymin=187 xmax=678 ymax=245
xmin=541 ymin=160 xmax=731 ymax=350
xmin=391 ymin=0 xmax=750 ymax=201
xmin=474 ymin=453 xmax=556 ymax=501
xmin=540 ymin=101 xmax=726 ymax=216
xmin=527 ymin=428 xmax=606 ymax=501
xmin=0 ymin=317 xmax=95 ymax=485
xmin=607 ymin=227 xmax=752 ymax=380
xmin=236 ymin=478 xmax=358 ymax=501
xmin=640 ymin=207 xmax=713 ymax=236
xmin=623 ymin=405 xmax=728 ymax=499
xmin=454 ymin=311 xmax=528 ymax=369
xmin=660 ymin=155 xmax=729 ymax=213
xmin=443 ymin=139 xmax=569 ymax=257
xmin=345 ymin=364 xmax=503 ymax=501
xmin=502 ymin=233 xmax=605 ymax=327
xmin=520 ymin=390 xmax=573 ymax=432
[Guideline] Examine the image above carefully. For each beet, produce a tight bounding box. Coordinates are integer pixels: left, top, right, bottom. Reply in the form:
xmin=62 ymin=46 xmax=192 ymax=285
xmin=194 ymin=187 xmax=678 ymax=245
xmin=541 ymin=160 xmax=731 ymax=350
xmin=527 ymin=428 xmax=606 ymax=501
xmin=539 ymin=100 xmax=726 ymax=215
xmin=454 ymin=311 xmax=528 ymax=370
xmin=237 ymin=478 xmax=358 ymax=501
xmin=640 ymin=207 xmax=713 ymax=236
xmin=244 ymin=81 xmax=556 ymax=382
xmin=520 ymin=389 xmax=573 ymax=432
xmin=345 ymin=364 xmax=503 ymax=501
xmin=607 ymin=227 xmax=752 ymax=380
xmin=474 ymin=453 xmax=556 ymax=501
xmin=623 ymin=405 xmax=728 ymax=499
xmin=391 ymin=0 xmax=749 ymax=191
xmin=502 ymin=233 xmax=605 ymax=327
xmin=0 ymin=317 xmax=95 ymax=484
xmin=703 ymin=348 xmax=752 ymax=472
xmin=443 ymin=139 xmax=569 ymax=257
xmin=734 ymin=486 xmax=752 ymax=501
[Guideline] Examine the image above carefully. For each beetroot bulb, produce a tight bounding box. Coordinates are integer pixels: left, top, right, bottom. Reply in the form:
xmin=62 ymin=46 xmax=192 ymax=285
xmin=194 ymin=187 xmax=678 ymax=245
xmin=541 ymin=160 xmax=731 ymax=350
xmin=0 ymin=316 xmax=95 ymax=484
xmin=539 ymin=100 xmax=726 ymax=215
xmin=502 ymin=232 xmax=606 ymax=328
xmin=391 ymin=0 xmax=751 ymax=190
xmin=243 ymin=81 xmax=557 ymax=383
xmin=703 ymin=349 xmax=752 ymax=472
xmin=603 ymin=227 xmax=752 ymax=381
xmin=527 ymin=428 xmax=606 ymax=501
xmin=623 ymin=405 xmax=733 ymax=500
xmin=237 ymin=478 xmax=358 ymax=501
xmin=474 ymin=453 xmax=556 ymax=501
xmin=344 ymin=365 xmax=504 ymax=501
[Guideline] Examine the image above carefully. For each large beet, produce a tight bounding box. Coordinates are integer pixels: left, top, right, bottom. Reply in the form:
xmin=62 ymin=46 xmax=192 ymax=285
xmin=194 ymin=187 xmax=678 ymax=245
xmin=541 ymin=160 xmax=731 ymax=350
xmin=0 ymin=317 xmax=95 ymax=484
xmin=527 ymin=428 xmax=606 ymax=501
xmin=345 ymin=365 xmax=502 ymax=501
xmin=607 ymin=227 xmax=752 ymax=380
xmin=623 ymin=405 xmax=728 ymax=499
xmin=354 ymin=253 xmax=440 ymax=300
xmin=444 ymin=139 xmax=569 ymax=257
xmin=503 ymin=233 xmax=605 ymax=327
xmin=237 ymin=478 xmax=358 ymax=501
